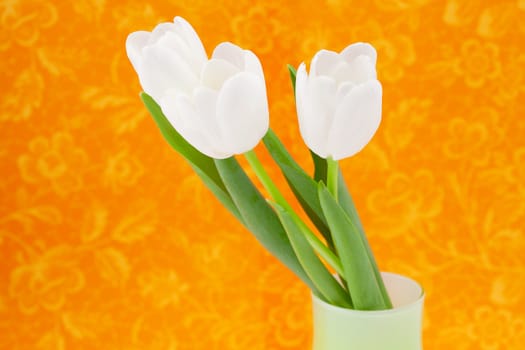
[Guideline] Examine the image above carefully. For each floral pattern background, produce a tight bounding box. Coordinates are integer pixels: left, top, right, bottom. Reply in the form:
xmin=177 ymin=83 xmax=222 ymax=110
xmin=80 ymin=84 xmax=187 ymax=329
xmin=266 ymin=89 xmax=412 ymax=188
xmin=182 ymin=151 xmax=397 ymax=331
xmin=1 ymin=0 xmax=524 ymax=349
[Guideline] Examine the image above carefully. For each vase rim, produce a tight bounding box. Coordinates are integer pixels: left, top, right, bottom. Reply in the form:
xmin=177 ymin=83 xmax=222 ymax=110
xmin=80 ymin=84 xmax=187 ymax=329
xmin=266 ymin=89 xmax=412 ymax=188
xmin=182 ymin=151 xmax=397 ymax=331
xmin=312 ymin=272 xmax=425 ymax=315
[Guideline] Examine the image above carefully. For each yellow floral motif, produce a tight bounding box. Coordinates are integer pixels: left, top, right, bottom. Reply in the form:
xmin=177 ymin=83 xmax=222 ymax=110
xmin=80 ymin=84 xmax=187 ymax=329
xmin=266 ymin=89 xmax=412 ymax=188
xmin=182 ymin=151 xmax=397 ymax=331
xmin=130 ymin=317 xmax=180 ymax=350
xmin=443 ymin=0 xmax=483 ymax=27
xmin=299 ymin=25 xmax=331 ymax=60
xmin=434 ymin=310 xmax=475 ymax=350
xmin=443 ymin=117 xmax=492 ymax=166
xmin=111 ymin=201 xmax=158 ymax=243
xmin=476 ymin=3 xmax=516 ymax=39
xmin=137 ymin=269 xmax=189 ymax=309
xmin=444 ymin=0 xmax=525 ymax=39
xmin=81 ymin=85 xmax=150 ymax=134
xmin=374 ymin=0 xmax=430 ymax=11
xmin=79 ymin=200 xmax=108 ymax=242
xmin=384 ymin=98 xmax=432 ymax=151
xmin=0 ymin=0 xmax=57 ymax=50
xmin=511 ymin=147 xmax=525 ymax=189
xmin=1 ymin=67 xmax=44 ymax=122
xmin=485 ymin=228 xmax=525 ymax=267
xmin=494 ymin=53 xmax=525 ymax=104
xmin=112 ymin=3 xmax=161 ymax=31
xmin=36 ymin=45 xmax=92 ymax=79
xmin=36 ymin=330 xmax=65 ymax=350
xmin=454 ymin=39 xmax=501 ymax=88
xmin=267 ymin=282 xmax=310 ymax=348
xmin=94 ymin=247 xmax=130 ymax=287
xmin=490 ymin=272 xmax=525 ymax=306
xmin=72 ymin=0 xmax=106 ymax=22
xmin=231 ymin=3 xmax=282 ymax=55
xmin=468 ymin=306 xmax=525 ymax=350
xmin=62 ymin=311 xmax=114 ymax=340
xmin=367 ymin=170 xmax=444 ymax=238
xmin=376 ymin=34 xmax=416 ymax=82
xmin=8 ymin=245 xmax=84 ymax=314
xmin=353 ymin=21 xmax=416 ymax=82
xmin=103 ymin=147 xmax=144 ymax=193
xmin=17 ymin=132 xmax=88 ymax=196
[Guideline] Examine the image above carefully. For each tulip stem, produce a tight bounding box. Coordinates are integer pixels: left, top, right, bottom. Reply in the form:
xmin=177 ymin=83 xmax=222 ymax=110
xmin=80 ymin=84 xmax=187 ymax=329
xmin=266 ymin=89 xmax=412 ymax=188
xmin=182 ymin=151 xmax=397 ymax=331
xmin=243 ymin=150 xmax=344 ymax=276
xmin=327 ymin=157 xmax=339 ymax=202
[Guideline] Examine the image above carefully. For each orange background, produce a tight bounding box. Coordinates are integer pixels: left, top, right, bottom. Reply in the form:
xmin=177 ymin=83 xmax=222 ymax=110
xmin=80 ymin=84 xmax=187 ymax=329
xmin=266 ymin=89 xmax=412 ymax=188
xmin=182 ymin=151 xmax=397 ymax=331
xmin=1 ymin=0 xmax=525 ymax=349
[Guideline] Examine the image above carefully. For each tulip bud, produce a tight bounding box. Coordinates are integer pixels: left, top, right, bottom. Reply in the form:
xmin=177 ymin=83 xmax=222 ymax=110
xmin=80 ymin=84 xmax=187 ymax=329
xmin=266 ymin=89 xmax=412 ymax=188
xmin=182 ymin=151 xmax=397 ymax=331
xmin=126 ymin=17 xmax=269 ymax=159
xmin=295 ymin=43 xmax=382 ymax=160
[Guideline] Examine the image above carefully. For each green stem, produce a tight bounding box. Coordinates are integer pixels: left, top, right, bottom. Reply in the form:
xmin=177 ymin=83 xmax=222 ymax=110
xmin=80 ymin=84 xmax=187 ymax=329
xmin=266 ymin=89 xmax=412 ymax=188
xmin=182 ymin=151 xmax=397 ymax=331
xmin=327 ymin=157 xmax=339 ymax=202
xmin=244 ymin=150 xmax=344 ymax=275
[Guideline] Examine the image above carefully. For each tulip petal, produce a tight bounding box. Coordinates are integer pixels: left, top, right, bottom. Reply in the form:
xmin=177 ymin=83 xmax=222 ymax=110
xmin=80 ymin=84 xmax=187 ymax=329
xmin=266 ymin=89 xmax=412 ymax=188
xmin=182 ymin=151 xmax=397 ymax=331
xmin=192 ymin=86 xmax=224 ymax=149
xmin=157 ymin=31 xmax=202 ymax=76
xmin=349 ymin=55 xmax=377 ymax=82
xmin=295 ymin=63 xmax=312 ymax=149
xmin=139 ymin=44 xmax=200 ymax=101
xmin=176 ymin=92 xmax=230 ymax=158
xmin=212 ymin=43 xmax=264 ymax=81
xmin=212 ymin=42 xmax=245 ymax=70
xmin=126 ymin=31 xmax=150 ymax=73
xmin=332 ymin=55 xmax=376 ymax=84
xmin=201 ymin=58 xmax=240 ymax=90
xmin=158 ymin=91 xmax=185 ymax=130
xmin=295 ymin=63 xmax=308 ymax=119
xmin=149 ymin=22 xmax=179 ymax=43
xmin=341 ymin=42 xmax=377 ymax=67
xmin=173 ymin=95 xmax=213 ymax=149
xmin=301 ymin=75 xmax=337 ymax=158
xmin=193 ymin=86 xmax=219 ymax=131
xmin=243 ymin=50 xmax=265 ymax=81
xmin=336 ymin=81 xmax=355 ymax=104
xmin=173 ymin=17 xmax=208 ymax=64
xmin=149 ymin=18 xmax=207 ymax=70
xmin=296 ymin=63 xmax=330 ymax=158
xmin=328 ymin=80 xmax=382 ymax=160
xmin=311 ymin=49 xmax=341 ymax=78
xmin=160 ymin=91 xmax=230 ymax=159
xmin=216 ymin=72 xmax=269 ymax=154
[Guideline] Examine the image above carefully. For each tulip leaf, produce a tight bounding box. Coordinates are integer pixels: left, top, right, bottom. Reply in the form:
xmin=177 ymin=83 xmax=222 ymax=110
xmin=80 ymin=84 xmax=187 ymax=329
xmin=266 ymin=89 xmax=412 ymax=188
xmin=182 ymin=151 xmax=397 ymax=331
xmin=318 ymin=182 xmax=389 ymax=311
xmin=312 ymin=150 xmax=391 ymax=307
xmin=337 ymin=174 xmax=392 ymax=308
xmin=271 ymin=201 xmax=353 ymax=308
xmin=140 ymin=92 xmax=243 ymax=222
xmin=311 ymin=151 xmax=328 ymax=183
xmin=263 ymin=130 xmax=334 ymax=249
xmin=214 ymin=157 xmax=318 ymax=293
xmin=287 ymin=64 xmax=297 ymax=94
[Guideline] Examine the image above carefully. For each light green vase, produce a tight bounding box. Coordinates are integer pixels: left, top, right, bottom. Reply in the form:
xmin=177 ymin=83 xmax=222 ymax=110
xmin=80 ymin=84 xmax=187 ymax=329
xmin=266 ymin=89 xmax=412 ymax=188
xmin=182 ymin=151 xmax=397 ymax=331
xmin=312 ymin=272 xmax=424 ymax=350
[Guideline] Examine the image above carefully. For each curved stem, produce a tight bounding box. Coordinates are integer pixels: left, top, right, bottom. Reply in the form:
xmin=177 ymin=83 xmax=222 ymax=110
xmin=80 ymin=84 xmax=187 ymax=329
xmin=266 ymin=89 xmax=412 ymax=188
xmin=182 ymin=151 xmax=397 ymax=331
xmin=327 ymin=157 xmax=339 ymax=202
xmin=244 ymin=150 xmax=343 ymax=275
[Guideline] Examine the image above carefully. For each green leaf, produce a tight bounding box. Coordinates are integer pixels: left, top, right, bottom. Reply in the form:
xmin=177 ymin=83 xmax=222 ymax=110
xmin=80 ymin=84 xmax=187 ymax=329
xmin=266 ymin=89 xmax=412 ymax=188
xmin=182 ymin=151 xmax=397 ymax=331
xmin=337 ymin=173 xmax=393 ymax=308
xmin=337 ymin=172 xmax=363 ymax=231
xmin=266 ymin=130 xmax=388 ymax=305
xmin=271 ymin=202 xmax=353 ymax=308
xmin=311 ymin=151 xmax=328 ymax=183
xmin=214 ymin=157 xmax=318 ymax=292
xmin=263 ymin=130 xmax=333 ymax=248
xmin=287 ymin=64 xmax=297 ymax=94
xmin=318 ymin=183 xmax=389 ymax=310
xmin=140 ymin=92 xmax=242 ymax=222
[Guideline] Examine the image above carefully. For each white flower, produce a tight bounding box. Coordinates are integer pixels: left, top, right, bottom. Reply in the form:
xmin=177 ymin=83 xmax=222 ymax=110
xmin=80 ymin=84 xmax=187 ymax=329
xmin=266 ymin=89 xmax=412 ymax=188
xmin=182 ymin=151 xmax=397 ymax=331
xmin=295 ymin=43 xmax=382 ymax=160
xmin=126 ymin=17 xmax=269 ymax=159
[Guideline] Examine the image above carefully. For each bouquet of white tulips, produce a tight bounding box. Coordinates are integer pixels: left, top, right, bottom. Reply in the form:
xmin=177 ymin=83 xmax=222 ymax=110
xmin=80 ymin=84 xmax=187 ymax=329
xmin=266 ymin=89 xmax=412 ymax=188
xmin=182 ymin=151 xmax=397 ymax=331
xmin=126 ymin=17 xmax=392 ymax=310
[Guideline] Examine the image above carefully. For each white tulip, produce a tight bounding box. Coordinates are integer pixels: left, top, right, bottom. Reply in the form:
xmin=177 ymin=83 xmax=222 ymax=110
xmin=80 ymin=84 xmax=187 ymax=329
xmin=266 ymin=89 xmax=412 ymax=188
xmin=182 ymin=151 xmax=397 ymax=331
xmin=126 ymin=17 xmax=269 ymax=159
xmin=295 ymin=43 xmax=382 ymax=160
